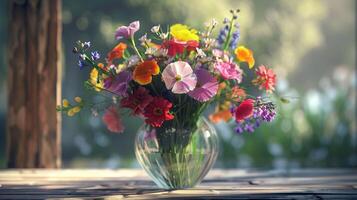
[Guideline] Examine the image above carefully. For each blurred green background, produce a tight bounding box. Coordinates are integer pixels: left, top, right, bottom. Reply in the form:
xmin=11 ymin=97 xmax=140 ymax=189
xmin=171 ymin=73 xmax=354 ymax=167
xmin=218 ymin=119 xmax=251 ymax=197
xmin=0 ymin=0 xmax=356 ymax=169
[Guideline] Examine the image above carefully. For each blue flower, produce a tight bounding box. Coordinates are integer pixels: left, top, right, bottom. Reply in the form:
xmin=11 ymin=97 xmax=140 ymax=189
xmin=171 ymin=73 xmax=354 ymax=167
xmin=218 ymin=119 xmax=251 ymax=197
xmin=91 ymin=51 xmax=100 ymax=61
xmin=217 ymin=27 xmax=229 ymax=47
xmin=229 ymin=30 xmax=240 ymax=49
xmin=78 ymin=60 xmax=86 ymax=70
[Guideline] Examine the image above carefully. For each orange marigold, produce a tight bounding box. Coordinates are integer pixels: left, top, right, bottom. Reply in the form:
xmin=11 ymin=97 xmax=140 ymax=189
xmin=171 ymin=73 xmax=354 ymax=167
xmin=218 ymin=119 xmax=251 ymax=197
xmin=133 ymin=60 xmax=160 ymax=85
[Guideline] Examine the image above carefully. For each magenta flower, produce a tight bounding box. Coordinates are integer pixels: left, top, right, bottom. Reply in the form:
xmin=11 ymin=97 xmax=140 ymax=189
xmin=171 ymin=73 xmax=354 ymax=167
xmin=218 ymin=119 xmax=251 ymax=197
xmin=162 ymin=61 xmax=197 ymax=94
xmin=104 ymin=71 xmax=132 ymax=96
xmin=115 ymin=21 xmax=140 ymax=40
xmin=214 ymin=61 xmax=243 ymax=83
xmin=188 ymin=68 xmax=219 ymax=102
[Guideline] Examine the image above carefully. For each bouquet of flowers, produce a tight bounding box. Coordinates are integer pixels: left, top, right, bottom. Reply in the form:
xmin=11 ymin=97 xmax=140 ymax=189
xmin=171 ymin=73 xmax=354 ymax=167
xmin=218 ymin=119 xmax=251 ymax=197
xmin=57 ymin=9 xmax=279 ymax=189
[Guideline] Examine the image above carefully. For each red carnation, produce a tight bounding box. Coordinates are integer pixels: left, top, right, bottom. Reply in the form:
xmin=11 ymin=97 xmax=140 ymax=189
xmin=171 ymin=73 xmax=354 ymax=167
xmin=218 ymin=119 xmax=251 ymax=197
xmin=235 ymin=99 xmax=255 ymax=122
xmin=143 ymin=97 xmax=174 ymax=127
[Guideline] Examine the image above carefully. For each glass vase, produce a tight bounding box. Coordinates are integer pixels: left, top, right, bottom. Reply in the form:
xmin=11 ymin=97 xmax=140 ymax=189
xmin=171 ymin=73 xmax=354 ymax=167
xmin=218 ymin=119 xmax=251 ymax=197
xmin=135 ymin=117 xmax=219 ymax=189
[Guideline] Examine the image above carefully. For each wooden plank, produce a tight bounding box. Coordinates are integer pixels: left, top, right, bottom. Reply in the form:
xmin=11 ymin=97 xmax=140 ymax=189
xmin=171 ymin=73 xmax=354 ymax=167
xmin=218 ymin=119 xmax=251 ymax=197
xmin=0 ymin=169 xmax=356 ymax=199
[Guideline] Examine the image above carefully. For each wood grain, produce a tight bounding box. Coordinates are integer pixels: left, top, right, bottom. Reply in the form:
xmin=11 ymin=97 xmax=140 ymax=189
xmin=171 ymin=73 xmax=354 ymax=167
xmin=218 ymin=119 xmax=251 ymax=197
xmin=0 ymin=169 xmax=356 ymax=199
xmin=6 ymin=0 xmax=62 ymax=168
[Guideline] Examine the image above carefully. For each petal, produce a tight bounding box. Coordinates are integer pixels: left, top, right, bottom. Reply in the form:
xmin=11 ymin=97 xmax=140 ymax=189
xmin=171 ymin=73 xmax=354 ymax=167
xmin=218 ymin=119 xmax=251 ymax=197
xmin=175 ymin=61 xmax=193 ymax=77
xmin=172 ymin=80 xmax=193 ymax=94
xmin=162 ymin=65 xmax=177 ymax=89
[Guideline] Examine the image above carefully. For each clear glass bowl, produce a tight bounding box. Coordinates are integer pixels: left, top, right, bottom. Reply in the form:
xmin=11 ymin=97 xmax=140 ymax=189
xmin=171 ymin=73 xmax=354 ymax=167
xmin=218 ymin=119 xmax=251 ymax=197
xmin=135 ymin=117 xmax=219 ymax=189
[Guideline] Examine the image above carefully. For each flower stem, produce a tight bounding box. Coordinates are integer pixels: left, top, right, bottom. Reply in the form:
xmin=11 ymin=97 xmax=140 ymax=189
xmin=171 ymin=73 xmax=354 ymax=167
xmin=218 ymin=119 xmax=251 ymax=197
xmin=130 ymin=37 xmax=144 ymax=62
xmin=223 ymin=16 xmax=235 ymax=51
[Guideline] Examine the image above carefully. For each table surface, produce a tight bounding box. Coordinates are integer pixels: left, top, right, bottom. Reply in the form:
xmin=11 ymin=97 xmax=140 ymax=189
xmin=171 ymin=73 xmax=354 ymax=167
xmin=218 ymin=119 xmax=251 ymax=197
xmin=0 ymin=169 xmax=356 ymax=199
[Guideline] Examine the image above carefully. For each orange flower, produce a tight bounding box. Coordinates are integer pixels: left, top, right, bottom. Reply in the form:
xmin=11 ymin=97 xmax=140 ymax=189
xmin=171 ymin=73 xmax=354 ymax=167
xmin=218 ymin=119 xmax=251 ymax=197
xmin=209 ymin=101 xmax=232 ymax=124
xmin=107 ymin=42 xmax=127 ymax=63
xmin=234 ymin=46 xmax=255 ymax=68
xmin=209 ymin=109 xmax=232 ymax=124
xmin=133 ymin=60 xmax=160 ymax=85
xmin=227 ymin=86 xmax=246 ymax=101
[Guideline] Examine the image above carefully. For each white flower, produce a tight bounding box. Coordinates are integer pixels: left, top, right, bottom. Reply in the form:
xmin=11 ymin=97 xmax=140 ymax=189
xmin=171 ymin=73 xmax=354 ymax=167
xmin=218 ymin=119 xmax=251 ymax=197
xmin=159 ymin=32 xmax=169 ymax=40
xmin=145 ymin=47 xmax=157 ymax=55
xmin=196 ymin=48 xmax=206 ymax=58
xmin=127 ymin=55 xmax=140 ymax=67
xmin=139 ymin=34 xmax=151 ymax=46
xmin=151 ymin=25 xmax=160 ymax=33
xmin=154 ymin=48 xmax=168 ymax=57
xmin=203 ymin=38 xmax=216 ymax=48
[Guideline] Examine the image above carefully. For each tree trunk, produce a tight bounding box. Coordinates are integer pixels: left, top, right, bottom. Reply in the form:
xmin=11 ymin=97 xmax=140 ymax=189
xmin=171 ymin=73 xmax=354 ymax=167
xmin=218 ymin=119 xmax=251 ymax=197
xmin=6 ymin=0 xmax=62 ymax=168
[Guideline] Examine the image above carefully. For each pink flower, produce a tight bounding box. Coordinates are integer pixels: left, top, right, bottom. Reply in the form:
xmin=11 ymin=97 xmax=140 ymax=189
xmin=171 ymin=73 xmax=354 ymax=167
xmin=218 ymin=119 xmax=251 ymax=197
xmin=214 ymin=61 xmax=242 ymax=83
xmin=162 ymin=61 xmax=197 ymax=94
xmin=102 ymin=106 xmax=124 ymax=133
xmin=212 ymin=49 xmax=229 ymax=61
xmin=115 ymin=21 xmax=140 ymax=40
xmin=188 ymin=68 xmax=219 ymax=102
xmin=252 ymin=65 xmax=276 ymax=93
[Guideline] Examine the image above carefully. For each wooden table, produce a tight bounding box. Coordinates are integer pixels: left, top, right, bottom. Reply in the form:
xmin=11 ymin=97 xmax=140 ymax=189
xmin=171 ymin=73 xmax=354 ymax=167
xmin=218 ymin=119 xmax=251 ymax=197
xmin=0 ymin=169 xmax=356 ymax=199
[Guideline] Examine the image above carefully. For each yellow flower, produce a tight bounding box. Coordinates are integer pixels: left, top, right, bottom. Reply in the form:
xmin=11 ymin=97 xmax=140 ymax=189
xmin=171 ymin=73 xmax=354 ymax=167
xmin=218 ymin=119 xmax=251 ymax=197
xmin=234 ymin=46 xmax=255 ymax=68
xmin=170 ymin=24 xmax=199 ymax=42
xmin=67 ymin=109 xmax=75 ymax=117
xmin=72 ymin=106 xmax=81 ymax=113
xmin=74 ymin=96 xmax=82 ymax=103
xmin=90 ymin=68 xmax=104 ymax=91
xmin=62 ymin=99 xmax=69 ymax=108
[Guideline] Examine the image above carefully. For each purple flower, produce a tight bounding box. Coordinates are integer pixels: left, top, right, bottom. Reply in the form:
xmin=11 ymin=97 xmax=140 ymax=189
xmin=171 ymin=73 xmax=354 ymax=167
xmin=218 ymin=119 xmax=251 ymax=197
xmin=78 ymin=54 xmax=87 ymax=69
xmin=188 ymin=68 xmax=219 ymax=102
xmin=78 ymin=60 xmax=86 ymax=70
xmin=216 ymin=26 xmax=229 ymax=46
xmin=229 ymin=29 xmax=240 ymax=49
xmin=235 ymin=123 xmax=244 ymax=134
xmin=91 ymin=51 xmax=100 ymax=61
xmin=115 ymin=21 xmax=140 ymax=40
xmin=104 ymin=71 xmax=132 ymax=96
xmin=244 ymin=123 xmax=255 ymax=133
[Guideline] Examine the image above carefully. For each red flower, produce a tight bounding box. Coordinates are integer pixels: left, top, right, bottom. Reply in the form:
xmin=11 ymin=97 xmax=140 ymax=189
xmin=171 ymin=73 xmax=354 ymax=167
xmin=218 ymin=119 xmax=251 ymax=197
xmin=102 ymin=106 xmax=124 ymax=133
xmin=235 ymin=99 xmax=255 ymax=122
xmin=162 ymin=39 xmax=186 ymax=57
xmin=186 ymin=40 xmax=199 ymax=52
xmin=120 ymin=87 xmax=153 ymax=115
xmin=161 ymin=39 xmax=199 ymax=57
xmin=252 ymin=65 xmax=276 ymax=93
xmin=143 ymin=97 xmax=174 ymax=127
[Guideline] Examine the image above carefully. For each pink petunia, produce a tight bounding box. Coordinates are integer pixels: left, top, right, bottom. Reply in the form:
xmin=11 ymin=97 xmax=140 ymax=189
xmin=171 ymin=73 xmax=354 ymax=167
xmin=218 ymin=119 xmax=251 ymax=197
xmin=115 ymin=21 xmax=140 ymax=40
xmin=102 ymin=106 xmax=125 ymax=133
xmin=214 ymin=61 xmax=243 ymax=83
xmin=188 ymin=68 xmax=219 ymax=102
xmin=161 ymin=61 xmax=197 ymax=94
